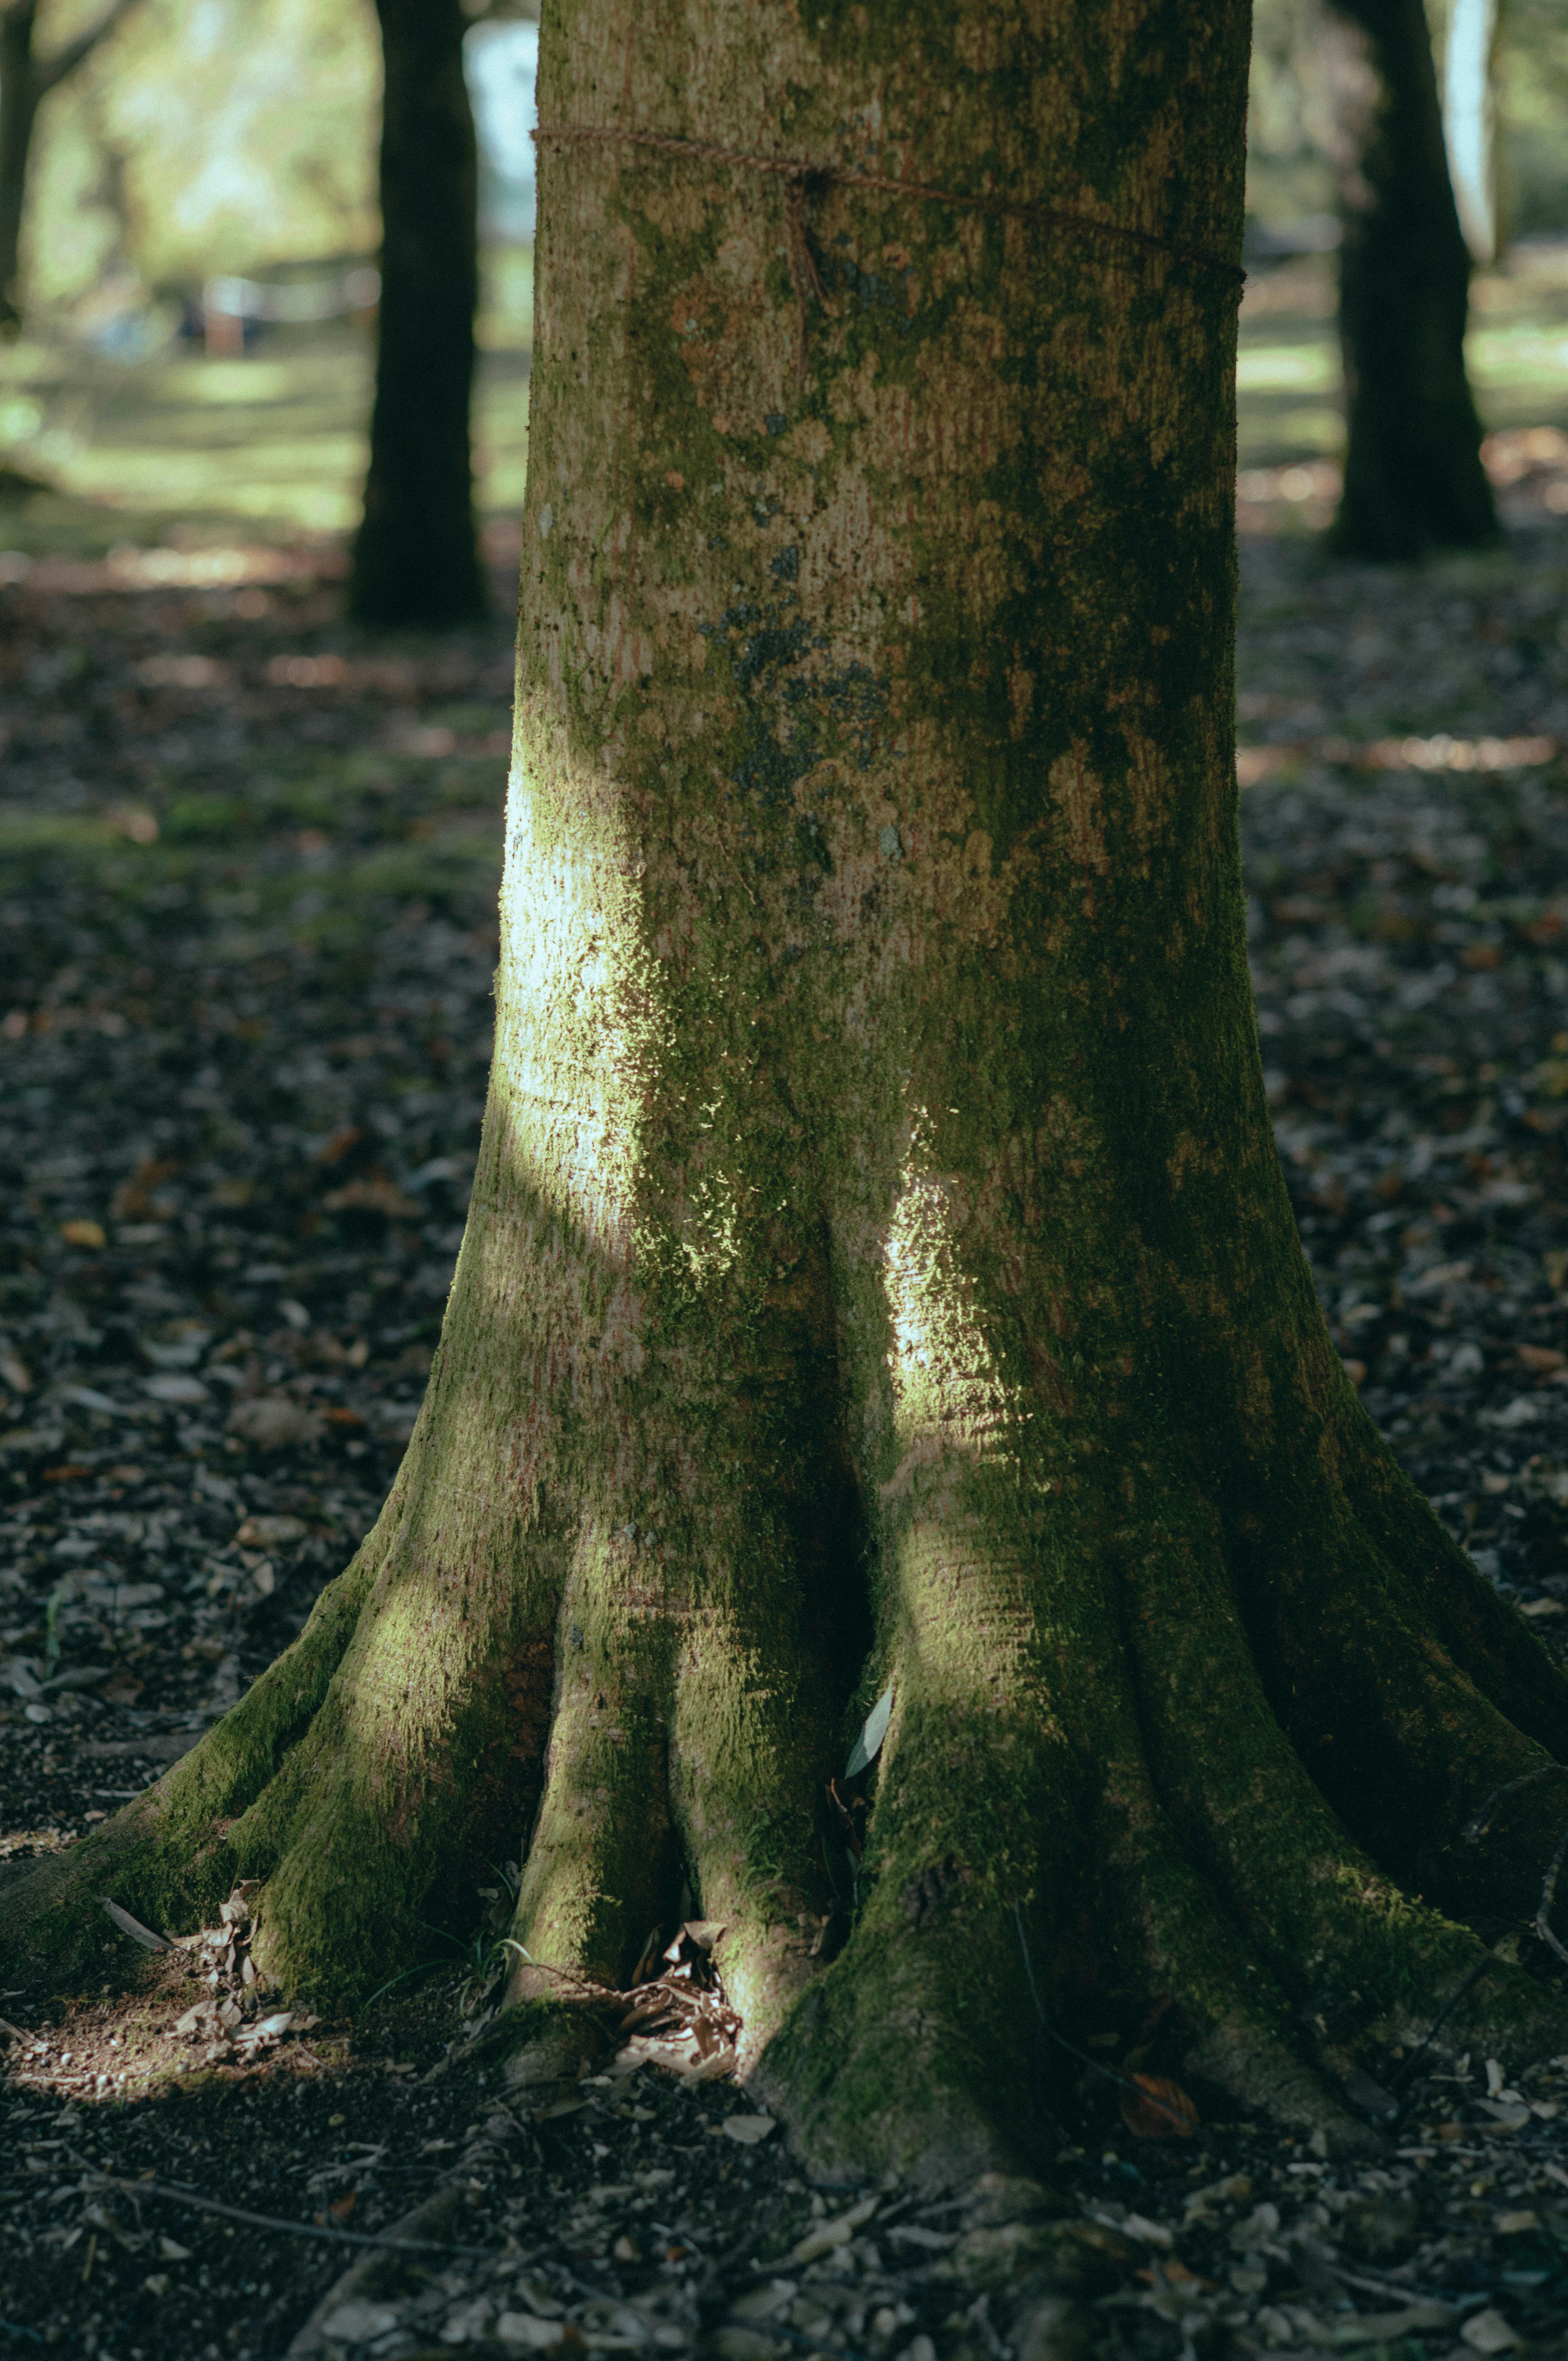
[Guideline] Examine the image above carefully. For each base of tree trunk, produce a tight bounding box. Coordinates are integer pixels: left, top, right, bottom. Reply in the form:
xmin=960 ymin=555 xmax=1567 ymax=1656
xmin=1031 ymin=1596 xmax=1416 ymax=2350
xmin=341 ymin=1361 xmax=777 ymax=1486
xmin=5 ymin=1400 xmax=1568 ymax=2185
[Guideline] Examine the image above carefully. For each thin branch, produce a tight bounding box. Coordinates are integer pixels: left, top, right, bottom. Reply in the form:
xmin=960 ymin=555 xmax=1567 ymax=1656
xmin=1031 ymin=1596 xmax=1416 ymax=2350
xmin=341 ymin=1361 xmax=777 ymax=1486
xmin=1461 ymin=1764 xmax=1568 ymax=1843
xmin=34 ymin=0 xmax=138 ymax=97
xmin=1011 ymin=1902 xmax=1200 ymax=2138
xmin=1388 ymin=1951 xmax=1492 ymax=2089
xmin=79 ymin=2173 xmax=499 ymax=2259
xmin=1534 ymin=1823 xmax=1568 ymax=1969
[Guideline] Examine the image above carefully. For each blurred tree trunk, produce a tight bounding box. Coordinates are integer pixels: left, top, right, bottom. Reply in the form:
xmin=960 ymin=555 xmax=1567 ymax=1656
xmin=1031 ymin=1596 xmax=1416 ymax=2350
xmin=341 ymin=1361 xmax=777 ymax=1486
xmin=1326 ymin=0 xmax=1498 ymax=558
xmin=349 ymin=0 xmax=487 ymax=627
xmin=0 ymin=0 xmax=138 ymax=329
xmin=1442 ymin=0 xmax=1502 ymax=264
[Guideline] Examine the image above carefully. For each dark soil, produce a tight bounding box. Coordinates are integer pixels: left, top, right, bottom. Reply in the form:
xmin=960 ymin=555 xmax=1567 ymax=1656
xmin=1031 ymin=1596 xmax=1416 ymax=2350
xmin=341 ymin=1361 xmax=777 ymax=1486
xmin=6 ymin=481 xmax=1568 ymax=2361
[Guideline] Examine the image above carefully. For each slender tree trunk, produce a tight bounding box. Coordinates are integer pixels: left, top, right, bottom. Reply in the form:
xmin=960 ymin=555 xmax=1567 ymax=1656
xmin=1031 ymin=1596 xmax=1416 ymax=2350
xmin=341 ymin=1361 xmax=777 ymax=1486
xmin=7 ymin=0 xmax=1568 ymax=2185
xmin=1326 ymin=0 xmax=1499 ymax=557
xmin=0 ymin=3 xmax=40 ymax=327
xmin=349 ymin=0 xmax=487 ymax=627
xmin=1443 ymin=0 xmax=1502 ymax=264
xmin=0 ymin=0 xmax=138 ymax=327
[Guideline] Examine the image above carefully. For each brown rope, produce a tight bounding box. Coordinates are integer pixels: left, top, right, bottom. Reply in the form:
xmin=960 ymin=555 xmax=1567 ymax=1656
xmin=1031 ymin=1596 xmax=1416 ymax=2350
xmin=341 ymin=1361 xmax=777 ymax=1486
xmin=537 ymin=121 xmax=1245 ymax=391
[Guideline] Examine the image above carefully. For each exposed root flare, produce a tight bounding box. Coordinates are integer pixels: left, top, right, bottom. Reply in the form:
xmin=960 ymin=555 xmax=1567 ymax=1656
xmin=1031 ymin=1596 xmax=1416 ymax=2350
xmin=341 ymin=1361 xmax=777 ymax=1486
xmin=5 ymin=1429 xmax=1568 ymax=2191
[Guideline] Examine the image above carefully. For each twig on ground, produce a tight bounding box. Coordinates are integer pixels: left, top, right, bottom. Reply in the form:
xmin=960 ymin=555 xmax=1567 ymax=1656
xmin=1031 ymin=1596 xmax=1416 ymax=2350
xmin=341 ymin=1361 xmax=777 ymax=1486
xmin=1012 ymin=1902 xmax=1200 ymax=2137
xmin=1462 ymin=1769 xmax=1568 ymax=1968
xmin=1461 ymin=1765 xmax=1568 ymax=1842
xmin=78 ymin=2173 xmax=498 ymax=2258
xmin=1389 ymin=1952 xmax=1494 ymax=2090
xmin=1531 ymin=1822 xmax=1568 ymax=1969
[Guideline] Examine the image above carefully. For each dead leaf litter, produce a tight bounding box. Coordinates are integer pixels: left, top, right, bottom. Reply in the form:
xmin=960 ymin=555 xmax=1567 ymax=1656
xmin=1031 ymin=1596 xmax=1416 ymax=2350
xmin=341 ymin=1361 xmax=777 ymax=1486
xmin=7 ymin=497 xmax=1568 ymax=2355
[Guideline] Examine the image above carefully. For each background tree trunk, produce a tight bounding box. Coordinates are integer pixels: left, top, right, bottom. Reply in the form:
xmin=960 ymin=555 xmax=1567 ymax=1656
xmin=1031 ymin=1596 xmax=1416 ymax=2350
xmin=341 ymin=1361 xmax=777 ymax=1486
xmin=0 ymin=0 xmax=138 ymax=328
xmin=0 ymin=3 xmax=40 ymax=327
xmin=1443 ymin=0 xmax=1502 ymax=264
xmin=1326 ymin=0 xmax=1499 ymax=557
xmin=348 ymin=0 xmax=487 ymax=627
xmin=7 ymin=0 xmax=1568 ymax=2186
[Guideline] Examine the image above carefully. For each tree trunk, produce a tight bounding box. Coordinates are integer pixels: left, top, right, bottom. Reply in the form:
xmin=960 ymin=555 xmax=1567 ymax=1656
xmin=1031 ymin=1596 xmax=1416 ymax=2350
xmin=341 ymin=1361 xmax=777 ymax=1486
xmin=1443 ymin=0 xmax=1502 ymax=265
xmin=348 ymin=0 xmax=487 ymax=627
xmin=7 ymin=0 xmax=1568 ymax=2184
xmin=1326 ymin=0 xmax=1499 ymax=558
xmin=0 ymin=3 xmax=40 ymax=327
xmin=0 ymin=0 xmax=138 ymax=327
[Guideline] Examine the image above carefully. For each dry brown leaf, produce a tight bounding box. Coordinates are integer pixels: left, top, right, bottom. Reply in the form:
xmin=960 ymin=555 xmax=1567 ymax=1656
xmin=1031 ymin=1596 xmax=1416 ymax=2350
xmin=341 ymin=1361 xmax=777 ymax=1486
xmin=112 ymin=1158 xmax=177 ymax=1220
xmin=1120 ymin=2072 xmax=1198 ymax=2139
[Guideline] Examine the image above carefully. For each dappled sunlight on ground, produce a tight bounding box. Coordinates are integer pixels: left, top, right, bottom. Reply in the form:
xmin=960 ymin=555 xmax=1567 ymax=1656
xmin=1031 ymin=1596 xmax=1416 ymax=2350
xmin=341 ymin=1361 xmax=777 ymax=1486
xmin=0 ymin=245 xmax=532 ymax=551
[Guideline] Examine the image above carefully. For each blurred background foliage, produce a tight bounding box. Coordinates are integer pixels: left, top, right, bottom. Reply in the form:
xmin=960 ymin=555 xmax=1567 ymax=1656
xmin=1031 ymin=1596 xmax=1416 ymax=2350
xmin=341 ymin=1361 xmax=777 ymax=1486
xmin=0 ymin=0 xmax=536 ymax=546
xmin=1248 ymin=0 xmax=1568 ymax=243
xmin=23 ymin=0 xmax=380 ymax=311
xmin=0 ymin=0 xmax=1562 ymax=553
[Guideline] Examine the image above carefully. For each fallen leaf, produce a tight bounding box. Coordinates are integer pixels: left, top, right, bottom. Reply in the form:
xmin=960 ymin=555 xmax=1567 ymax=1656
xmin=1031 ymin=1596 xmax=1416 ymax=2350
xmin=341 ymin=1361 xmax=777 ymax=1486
xmin=720 ymin=2114 xmax=777 ymax=2145
xmin=227 ymin=1395 xmax=324 ymax=1448
xmin=1519 ymin=1345 xmax=1566 ymax=1373
xmin=112 ymin=1158 xmax=177 ymax=1219
xmin=38 ymin=1665 xmax=111 ymax=1695
xmin=320 ymin=2303 xmax=401 ymax=2345
xmin=143 ymin=1373 xmax=210 ymax=1405
xmin=102 ymin=1899 xmax=170 ymax=1952
xmin=845 ymin=1680 xmax=893 ymax=1777
xmin=787 ymin=2193 xmax=879 ymax=2263
xmin=1120 ymin=2073 xmax=1199 ymax=2139
xmin=1461 ymin=2309 xmax=1520 ymax=2354
xmin=234 ymin=1514 xmax=307 ymax=1548
xmin=59 ymin=1219 xmax=107 ymax=1250
xmin=323 ymin=1174 xmax=421 ymax=1219
xmin=496 ymin=2318 xmax=570 ymax=2352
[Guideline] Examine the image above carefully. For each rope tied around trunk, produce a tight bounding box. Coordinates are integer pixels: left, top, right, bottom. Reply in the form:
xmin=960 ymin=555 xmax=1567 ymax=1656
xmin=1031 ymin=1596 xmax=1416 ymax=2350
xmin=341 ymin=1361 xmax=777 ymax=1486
xmin=535 ymin=123 xmax=1246 ymax=390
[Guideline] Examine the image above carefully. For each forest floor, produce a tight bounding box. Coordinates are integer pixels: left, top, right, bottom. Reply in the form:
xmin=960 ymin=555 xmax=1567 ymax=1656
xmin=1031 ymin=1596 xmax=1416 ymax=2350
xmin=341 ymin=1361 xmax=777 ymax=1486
xmin=7 ymin=272 xmax=1568 ymax=2361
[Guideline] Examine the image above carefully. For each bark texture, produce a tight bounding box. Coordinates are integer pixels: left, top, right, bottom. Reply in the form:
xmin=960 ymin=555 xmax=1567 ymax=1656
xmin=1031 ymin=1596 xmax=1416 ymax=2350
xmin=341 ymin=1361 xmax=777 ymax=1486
xmin=1326 ymin=0 xmax=1499 ymax=558
xmin=348 ymin=0 xmax=487 ymax=627
xmin=7 ymin=0 xmax=1568 ymax=2188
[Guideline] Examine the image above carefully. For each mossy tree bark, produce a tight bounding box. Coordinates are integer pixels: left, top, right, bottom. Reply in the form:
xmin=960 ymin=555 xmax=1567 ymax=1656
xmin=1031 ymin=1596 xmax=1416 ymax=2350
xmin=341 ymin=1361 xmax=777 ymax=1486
xmin=348 ymin=0 xmax=487 ymax=627
xmin=8 ymin=0 xmax=1568 ymax=2184
xmin=1325 ymin=0 xmax=1499 ymax=558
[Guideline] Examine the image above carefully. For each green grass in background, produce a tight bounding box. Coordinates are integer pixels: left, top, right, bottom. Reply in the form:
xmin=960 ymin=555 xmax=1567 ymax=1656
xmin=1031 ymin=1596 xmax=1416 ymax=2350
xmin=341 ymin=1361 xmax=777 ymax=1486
xmin=1237 ymin=242 xmax=1568 ymax=470
xmin=0 ymin=238 xmax=1564 ymax=547
xmin=0 ymin=247 xmax=532 ymax=555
